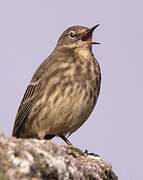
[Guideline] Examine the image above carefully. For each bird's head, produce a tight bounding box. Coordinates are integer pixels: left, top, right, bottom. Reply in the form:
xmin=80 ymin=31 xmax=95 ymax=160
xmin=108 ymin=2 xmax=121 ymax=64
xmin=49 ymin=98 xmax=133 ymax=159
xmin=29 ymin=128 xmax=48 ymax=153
xmin=56 ymin=25 xmax=100 ymax=49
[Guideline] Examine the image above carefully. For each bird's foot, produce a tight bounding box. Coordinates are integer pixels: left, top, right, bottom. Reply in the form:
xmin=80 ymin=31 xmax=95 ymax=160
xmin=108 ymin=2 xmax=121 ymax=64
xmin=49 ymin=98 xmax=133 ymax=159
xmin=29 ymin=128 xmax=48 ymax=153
xmin=84 ymin=149 xmax=100 ymax=157
xmin=67 ymin=147 xmax=100 ymax=158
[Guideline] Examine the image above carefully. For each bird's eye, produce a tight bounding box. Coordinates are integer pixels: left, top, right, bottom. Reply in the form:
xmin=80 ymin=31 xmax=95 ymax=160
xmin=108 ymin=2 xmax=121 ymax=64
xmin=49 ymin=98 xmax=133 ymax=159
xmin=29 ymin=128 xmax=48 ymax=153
xmin=69 ymin=31 xmax=76 ymax=39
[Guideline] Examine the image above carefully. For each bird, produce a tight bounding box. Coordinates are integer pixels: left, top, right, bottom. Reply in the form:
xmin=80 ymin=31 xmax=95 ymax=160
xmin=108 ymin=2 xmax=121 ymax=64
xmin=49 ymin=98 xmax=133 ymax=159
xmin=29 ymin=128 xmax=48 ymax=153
xmin=12 ymin=25 xmax=101 ymax=145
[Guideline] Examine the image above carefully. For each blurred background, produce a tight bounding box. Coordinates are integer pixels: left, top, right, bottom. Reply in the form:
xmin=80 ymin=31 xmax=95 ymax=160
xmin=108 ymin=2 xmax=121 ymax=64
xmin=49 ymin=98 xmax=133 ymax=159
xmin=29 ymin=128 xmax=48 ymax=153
xmin=0 ymin=1 xmax=142 ymax=179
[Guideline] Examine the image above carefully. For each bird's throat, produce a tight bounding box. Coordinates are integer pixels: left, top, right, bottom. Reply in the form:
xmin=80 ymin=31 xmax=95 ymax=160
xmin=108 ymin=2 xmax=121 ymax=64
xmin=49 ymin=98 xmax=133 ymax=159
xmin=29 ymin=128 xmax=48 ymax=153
xmin=75 ymin=47 xmax=93 ymax=60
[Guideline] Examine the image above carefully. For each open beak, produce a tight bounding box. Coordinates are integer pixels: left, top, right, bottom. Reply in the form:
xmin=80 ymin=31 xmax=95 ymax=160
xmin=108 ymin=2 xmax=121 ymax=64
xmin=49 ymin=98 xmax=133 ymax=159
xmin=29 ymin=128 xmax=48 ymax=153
xmin=81 ymin=24 xmax=100 ymax=45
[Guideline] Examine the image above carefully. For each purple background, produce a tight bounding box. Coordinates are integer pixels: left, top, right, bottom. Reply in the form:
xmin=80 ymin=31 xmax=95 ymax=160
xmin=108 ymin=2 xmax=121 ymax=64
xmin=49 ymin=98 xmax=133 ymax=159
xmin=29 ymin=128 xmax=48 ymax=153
xmin=0 ymin=1 xmax=142 ymax=179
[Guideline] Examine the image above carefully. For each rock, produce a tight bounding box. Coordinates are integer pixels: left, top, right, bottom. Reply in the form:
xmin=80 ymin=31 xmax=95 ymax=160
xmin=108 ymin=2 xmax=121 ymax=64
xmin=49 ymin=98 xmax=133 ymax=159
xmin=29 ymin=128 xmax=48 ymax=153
xmin=0 ymin=134 xmax=118 ymax=180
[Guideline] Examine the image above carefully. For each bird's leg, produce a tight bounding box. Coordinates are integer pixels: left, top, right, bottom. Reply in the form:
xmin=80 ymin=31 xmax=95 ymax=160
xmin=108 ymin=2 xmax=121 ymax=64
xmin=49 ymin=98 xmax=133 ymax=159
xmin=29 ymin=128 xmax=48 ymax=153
xmin=59 ymin=135 xmax=73 ymax=145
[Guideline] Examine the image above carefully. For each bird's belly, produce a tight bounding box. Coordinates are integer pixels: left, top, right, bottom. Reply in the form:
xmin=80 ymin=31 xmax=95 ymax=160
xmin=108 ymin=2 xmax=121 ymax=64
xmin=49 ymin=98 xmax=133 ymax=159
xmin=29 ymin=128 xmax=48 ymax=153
xmin=48 ymin=84 xmax=96 ymax=135
xmin=28 ymin=79 xmax=98 ymax=137
xmin=64 ymin=94 xmax=95 ymax=136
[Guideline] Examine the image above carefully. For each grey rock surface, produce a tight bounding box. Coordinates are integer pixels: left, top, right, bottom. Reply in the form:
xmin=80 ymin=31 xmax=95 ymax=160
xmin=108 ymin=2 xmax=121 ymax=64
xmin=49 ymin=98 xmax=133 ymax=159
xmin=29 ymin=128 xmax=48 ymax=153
xmin=0 ymin=135 xmax=118 ymax=180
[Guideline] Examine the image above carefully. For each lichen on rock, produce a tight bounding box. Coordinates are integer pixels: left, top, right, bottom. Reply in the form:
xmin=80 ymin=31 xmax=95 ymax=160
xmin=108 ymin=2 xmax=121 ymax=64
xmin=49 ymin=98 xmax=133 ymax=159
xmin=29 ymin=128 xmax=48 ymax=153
xmin=0 ymin=135 xmax=118 ymax=180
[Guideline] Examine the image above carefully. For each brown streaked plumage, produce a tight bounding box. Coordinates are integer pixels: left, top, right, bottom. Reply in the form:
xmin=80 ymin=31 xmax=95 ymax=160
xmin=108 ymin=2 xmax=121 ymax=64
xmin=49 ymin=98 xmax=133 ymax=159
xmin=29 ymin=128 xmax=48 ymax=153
xmin=12 ymin=25 xmax=101 ymax=145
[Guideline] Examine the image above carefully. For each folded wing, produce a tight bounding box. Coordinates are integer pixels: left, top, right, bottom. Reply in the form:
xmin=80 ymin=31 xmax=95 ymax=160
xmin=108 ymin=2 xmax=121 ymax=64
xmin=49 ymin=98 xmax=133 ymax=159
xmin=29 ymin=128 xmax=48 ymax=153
xmin=12 ymin=80 xmax=41 ymax=136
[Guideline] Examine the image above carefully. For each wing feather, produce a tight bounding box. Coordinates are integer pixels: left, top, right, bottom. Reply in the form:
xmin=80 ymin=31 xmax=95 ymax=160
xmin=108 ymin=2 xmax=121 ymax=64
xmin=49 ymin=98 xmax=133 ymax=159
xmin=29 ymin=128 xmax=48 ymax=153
xmin=12 ymin=80 xmax=41 ymax=136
